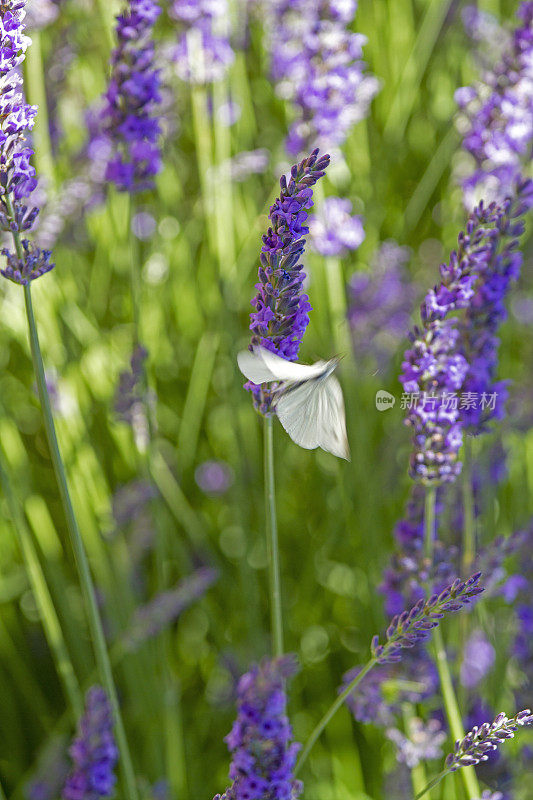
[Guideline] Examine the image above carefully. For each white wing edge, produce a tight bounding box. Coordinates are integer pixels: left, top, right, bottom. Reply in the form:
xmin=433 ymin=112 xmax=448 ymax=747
xmin=318 ymin=375 xmax=350 ymax=461
xmin=237 ymin=346 xmax=327 ymax=384
xmin=237 ymin=348 xmax=279 ymax=384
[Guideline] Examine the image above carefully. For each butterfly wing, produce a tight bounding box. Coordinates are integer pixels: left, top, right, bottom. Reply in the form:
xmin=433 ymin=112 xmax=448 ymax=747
xmin=258 ymin=347 xmax=327 ymax=382
xmin=275 ymin=380 xmax=323 ymax=451
xmin=237 ymin=347 xmax=281 ymax=384
xmin=276 ymin=374 xmax=350 ymax=460
xmin=237 ymin=346 xmax=327 ymax=385
xmin=317 ymin=375 xmax=350 ymax=461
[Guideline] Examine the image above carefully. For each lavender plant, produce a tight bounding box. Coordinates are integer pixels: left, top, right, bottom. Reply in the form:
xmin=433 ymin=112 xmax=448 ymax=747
xmin=242 ymin=148 xmax=329 ymax=658
xmin=171 ymin=0 xmax=234 ymax=84
xmin=455 ymin=1 xmax=533 ymax=209
xmin=63 ymin=687 xmax=118 ymax=800
xmin=308 ymin=195 xmax=365 ymax=257
xmin=401 ymin=190 xmax=530 ymax=484
xmin=415 ymin=710 xmax=533 ymax=799
xmin=0 ymin=4 xmax=138 ymax=797
xmin=121 ymin=567 xmax=218 ymax=652
xmin=347 ymin=240 xmax=417 ymax=372
xmin=246 ymin=148 xmax=330 ymax=414
xmin=214 ymin=656 xmax=302 ymax=800
xmin=370 ymin=573 xmax=484 ymax=664
xmin=0 ymin=0 xmax=52 ymax=284
xmin=268 ymin=0 xmax=379 ymax=157
xmin=100 ymin=0 xmax=162 ymax=193
xmin=297 ymin=574 xmax=484 ymax=773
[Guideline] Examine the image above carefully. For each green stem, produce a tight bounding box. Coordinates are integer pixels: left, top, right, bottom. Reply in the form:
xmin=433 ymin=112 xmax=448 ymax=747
xmin=22 ymin=281 xmax=139 ymax=800
xmin=424 ymin=487 xmax=480 ymax=800
xmin=423 ymin=485 xmax=436 ymax=561
xmin=462 ymin=437 xmax=476 ymax=575
xmin=264 ymin=416 xmax=283 ymax=657
xmin=295 ymin=657 xmax=377 ymax=775
xmin=0 ymin=450 xmax=83 ymax=719
xmin=414 ymin=769 xmax=450 ymax=800
xmin=127 ymin=195 xmax=141 ymax=347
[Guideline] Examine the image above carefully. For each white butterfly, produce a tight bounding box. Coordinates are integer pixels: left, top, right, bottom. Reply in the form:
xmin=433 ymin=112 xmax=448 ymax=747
xmin=237 ymin=345 xmax=350 ymax=460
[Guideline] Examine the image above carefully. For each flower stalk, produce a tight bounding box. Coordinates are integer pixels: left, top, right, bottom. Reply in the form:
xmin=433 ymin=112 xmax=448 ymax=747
xmin=264 ymin=416 xmax=284 ymax=658
xmin=295 ymin=658 xmax=377 ymax=775
xmin=22 ymin=278 xmax=139 ymax=800
xmin=424 ymin=487 xmax=480 ymax=800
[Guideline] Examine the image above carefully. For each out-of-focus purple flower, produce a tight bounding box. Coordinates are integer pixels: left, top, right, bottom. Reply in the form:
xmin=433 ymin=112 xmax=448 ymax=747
xmin=514 ymin=604 xmax=533 ymax=663
xmin=269 ymin=0 xmax=379 ymax=155
xmin=25 ymin=0 xmax=58 ymax=30
xmin=309 ymin=196 xmax=364 ymax=256
xmin=461 ymin=5 xmax=509 ymax=52
xmin=342 ymin=650 xmax=438 ymax=728
xmin=387 ymin=717 xmax=446 ymax=768
xmin=460 ymin=629 xmax=495 ymax=689
xmin=511 ymin=293 xmax=533 ymax=325
xmin=455 ymin=2 xmax=533 ymax=209
xmin=151 ymin=780 xmax=169 ymax=800
xmin=444 ymin=710 xmax=533 ymax=772
xmin=246 ymin=148 xmax=330 ymax=414
xmin=62 ymin=687 xmax=118 ymax=800
xmin=458 ymin=184 xmax=531 ymax=433
xmin=100 ymin=0 xmax=162 ymax=193
xmin=25 ymin=736 xmax=69 ymax=800
xmin=348 ymin=240 xmax=416 ymax=371
xmin=228 ymin=149 xmax=270 ymax=181
xmin=371 ymin=573 xmax=484 ymax=665
xmin=215 ymin=655 xmax=303 ymax=800
xmin=207 ymin=148 xmax=270 ymax=185
xmin=379 ymin=484 xmax=456 ymax=616
xmin=122 ymin=567 xmax=218 ymax=651
xmin=217 ymin=99 xmax=241 ymax=126
xmin=171 ymin=0 xmax=234 ymax=83
xmin=195 ymin=460 xmax=234 ymax=496
xmin=500 ymin=574 xmax=528 ymax=603
xmin=401 ymin=193 xmax=530 ymax=483
xmin=112 ymin=480 xmax=157 ymax=527
xmin=131 ymin=211 xmax=157 ymax=240
xmin=114 ymin=345 xmax=154 ymax=451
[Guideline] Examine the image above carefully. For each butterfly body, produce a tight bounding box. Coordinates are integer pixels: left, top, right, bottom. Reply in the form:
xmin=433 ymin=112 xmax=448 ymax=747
xmin=237 ymin=346 xmax=350 ymax=460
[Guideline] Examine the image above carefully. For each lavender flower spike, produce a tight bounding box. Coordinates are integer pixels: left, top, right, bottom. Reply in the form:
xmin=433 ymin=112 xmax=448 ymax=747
xmin=215 ymin=655 xmax=303 ymax=800
xmin=100 ymin=0 xmax=162 ymax=193
xmin=456 ymin=1 xmax=533 ymax=209
xmin=246 ymin=148 xmax=330 ymax=414
xmin=63 ymin=686 xmax=118 ymax=800
xmin=401 ymin=190 xmax=530 ymax=484
xmin=0 ymin=0 xmax=54 ymax=284
xmin=122 ymin=567 xmax=218 ymax=652
xmin=269 ymin=0 xmax=379 ymax=156
xmin=371 ymin=573 xmax=484 ymax=664
xmin=445 ymin=709 xmax=533 ymax=771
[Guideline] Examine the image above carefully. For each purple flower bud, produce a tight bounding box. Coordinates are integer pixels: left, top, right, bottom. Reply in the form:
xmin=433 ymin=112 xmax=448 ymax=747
xmin=63 ymin=687 xmax=118 ymax=800
xmin=444 ymin=709 xmax=533 ymax=773
xmin=100 ymin=0 xmax=162 ymax=193
xmin=215 ymin=656 xmax=303 ymax=800
xmin=245 ymin=149 xmax=330 ymax=413
xmin=373 ymin=573 xmax=484 ymax=665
